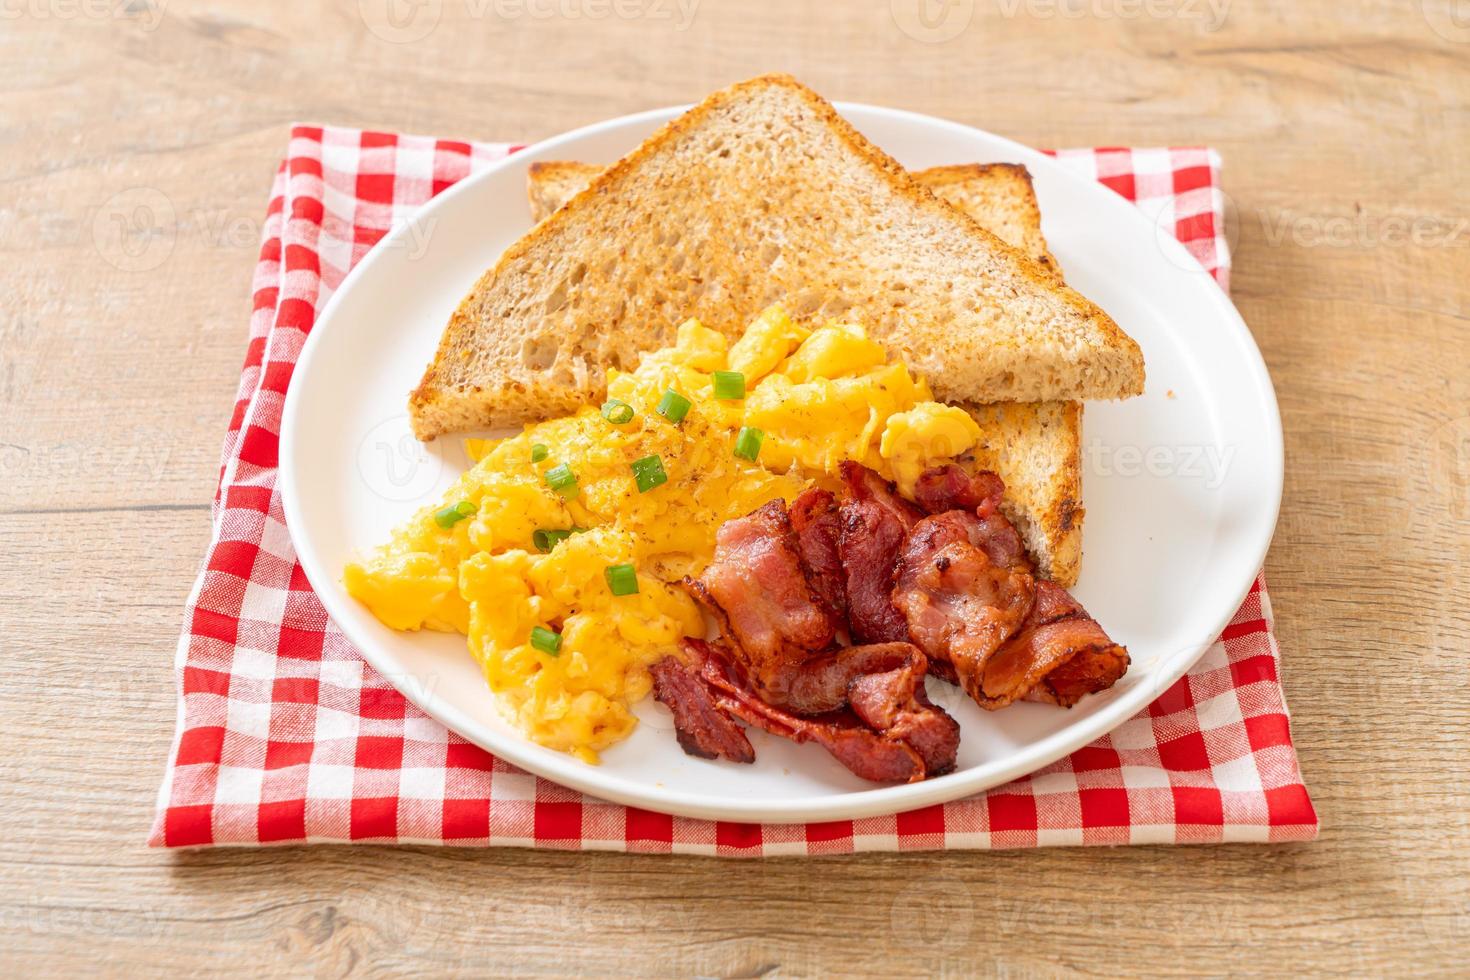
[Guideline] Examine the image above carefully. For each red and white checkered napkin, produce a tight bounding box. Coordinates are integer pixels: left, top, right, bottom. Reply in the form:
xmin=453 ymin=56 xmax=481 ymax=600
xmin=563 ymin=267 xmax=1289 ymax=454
xmin=149 ymin=126 xmax=1317 ymax=854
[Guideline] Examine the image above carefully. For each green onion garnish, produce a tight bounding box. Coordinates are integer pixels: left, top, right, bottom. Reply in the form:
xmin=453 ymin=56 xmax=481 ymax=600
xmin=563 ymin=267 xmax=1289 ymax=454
xmin=656 ymin=389 xmax=692 ymax=424
xmin=604 ymin=563 xmax=639 ymax=596
xmin=533 ymin=528 xmax=572 ymax=553
xmin=630 ymin=454 xmax=668 ymax=493
xmin=601 ymin=399 xmax=635 ymax=425
xmin=733 ymin=427 xmax=764 ymax=461
xmin=530 ymin=443 xmax=549 ymax=463
xmin=712 ymin=370 xmax=746 ymax=400
xmin=434 ymin=500 xmax=477 ymax=529
xmin=544 ymin=463 xmax=579 ymax=498
xmin=530 ymin=626 xmax=562 ymax=655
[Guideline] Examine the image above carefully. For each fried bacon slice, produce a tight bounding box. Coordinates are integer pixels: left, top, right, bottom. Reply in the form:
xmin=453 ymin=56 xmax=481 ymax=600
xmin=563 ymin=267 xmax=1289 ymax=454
xmin=649 ymin=655 xmax=754 ymax=764
xmin=661 ymin=461 xmax=1127 ymax=783
xmin=788 ymin=487 xmax=847 ymax=618
xmin=687 ymin=499 xmax=841 ymax=706
xmin=891 ymin=511 xmax=1036 ymax=704
xmin=913 ymin=464 xmax=1031 ymax=572
xmin=912 ymin=464 xmax=1005 ymax=518
xmin=690 ymin=640 xmax=934 ymax=783
xmin=837 ymin=462 xmax=923 ymax=644
xmin=890 ymin=506 xmax=1129 ymax=710
xmin=785 ymin=641 xmax=959 ymax=774
xmin=986 ymin=581 xmax=1131 ymax=708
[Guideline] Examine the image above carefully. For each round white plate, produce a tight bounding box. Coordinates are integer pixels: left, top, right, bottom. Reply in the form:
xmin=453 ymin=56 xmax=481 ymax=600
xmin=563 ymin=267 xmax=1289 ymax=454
xmin=280 ymin=102 xmax=1281 ymax=824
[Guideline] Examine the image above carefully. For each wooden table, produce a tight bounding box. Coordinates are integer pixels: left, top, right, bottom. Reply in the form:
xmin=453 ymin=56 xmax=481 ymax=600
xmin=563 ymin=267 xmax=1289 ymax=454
xmin=4 ymin=1 xmax=1467 ymax=974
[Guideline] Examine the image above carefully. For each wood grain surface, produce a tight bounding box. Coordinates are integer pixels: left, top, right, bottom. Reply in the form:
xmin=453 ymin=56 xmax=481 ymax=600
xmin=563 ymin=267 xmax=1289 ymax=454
xmin=3 ymin=0 xmax=1467 ymax=975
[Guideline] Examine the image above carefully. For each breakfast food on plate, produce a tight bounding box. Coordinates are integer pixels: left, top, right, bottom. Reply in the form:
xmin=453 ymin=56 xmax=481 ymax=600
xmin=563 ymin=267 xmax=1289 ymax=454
xmin=347 ymin=308 xmax=1129 ymax=777
xmin=407 ymin=73 xmax=1144 ymax=441
xmin=651 ymin=460 xmax=1128 ymax=781
xmin=526 ymin=158 xmax=1085 ymax=584
xmin=349 ymin=75 xmax=1146 ymax=781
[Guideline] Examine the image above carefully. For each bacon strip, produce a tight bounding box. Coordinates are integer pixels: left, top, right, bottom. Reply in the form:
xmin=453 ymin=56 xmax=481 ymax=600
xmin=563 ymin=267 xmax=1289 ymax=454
xmin=837 ymin=462 xmax=923 ymax=644
xmin=891 ymin=511 xmax=1036 ymax=705
xmin=649 ymin=655 xmax=754 ymax=764
xmin=788 ymin=487 xmax=847 ymax=618
xmin=693 ymin=641 xmax=928 ymax=783
xmin=688 ymin=499 xmax=841 ymax=707
xmin=912 ymin=464 xmax=1005 ymax=518
xmin=987 ymin=581 xmax=1131 ymax=709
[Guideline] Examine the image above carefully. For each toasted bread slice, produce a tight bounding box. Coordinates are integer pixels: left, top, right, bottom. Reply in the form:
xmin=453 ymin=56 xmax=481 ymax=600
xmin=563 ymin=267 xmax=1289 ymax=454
xmin=410 ymin=73 xmax=1143 ymax=441
xmin=529 ymin=159 xmax=1064 ymax=278
xmin=528 ymin=158 xmax=1085 ymax=584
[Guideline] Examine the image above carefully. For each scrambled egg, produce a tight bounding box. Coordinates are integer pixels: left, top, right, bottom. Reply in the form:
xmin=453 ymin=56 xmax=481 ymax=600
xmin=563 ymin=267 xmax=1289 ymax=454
xmin=345 ymin=305 xmax=985 ymax=762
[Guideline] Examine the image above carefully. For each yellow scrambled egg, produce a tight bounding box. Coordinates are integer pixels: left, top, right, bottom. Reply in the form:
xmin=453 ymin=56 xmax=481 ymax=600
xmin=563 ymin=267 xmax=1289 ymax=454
xmin=344 ymin=305 xmax=984 ymax=762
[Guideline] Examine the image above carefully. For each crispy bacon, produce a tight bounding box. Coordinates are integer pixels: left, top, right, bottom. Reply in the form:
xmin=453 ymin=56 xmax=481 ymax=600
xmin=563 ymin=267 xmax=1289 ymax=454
xmin=662 ymin=461 xmax=1129 ymax=782
xmin=986 ymin=581 xmax=1131 ymax=709
xmin=693 ymin=641 xmax=928 ymax=783
xmin=836 ymin=462 xmax=924 ymax=644
xmin=649 ymin=655 xmax=754 ymax=763
xmin=912 ymin=465 xmax=1030 ymax=572
xmin=890 ymin=512 xmax=1036 ymax=704
xmin=688 ymin=500 xmax=841 ymax=705
xmin=840 ymin=460 xmax=925 ymax=527
xmin=891 ymin=512 xmax=1128 ymax=711
xmin=912 ymin=464 xmax=1005 ymax=518
xmin=788 ymin=641 xmax=959 ymax=775
xmin=837 ymin=499 xmax=912 ymax=644
xmin=788 ymin=487 xmax=847 ymax=617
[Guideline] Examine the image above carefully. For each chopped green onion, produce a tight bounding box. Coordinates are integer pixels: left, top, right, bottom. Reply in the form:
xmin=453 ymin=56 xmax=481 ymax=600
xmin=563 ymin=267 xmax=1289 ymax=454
xmin=656 ymin=388 xmax=692 ymax=423
xmin=533 ymin=528 xmax=572 ymax=553
xmin=604 ymin=563 xmax=639 ymax=596
xmin=601 ymin=399 xmax=635 ymax=425
xmin=530 ymin=626 xmax=562 ymax=655
xmin=733 ymin=427 xmax=764 ymax=461
xmin=544 ymin=463 xmax=579 ymax=498
xmin=434 ymin=500 xmax=477 ymax=529
xmin=530 ymin=443 xmax=549 ymax=463
xmin=712 ymin=370 xmax=746 ymax=400
xmin=630 ymin=454 xmax=668 ymax=493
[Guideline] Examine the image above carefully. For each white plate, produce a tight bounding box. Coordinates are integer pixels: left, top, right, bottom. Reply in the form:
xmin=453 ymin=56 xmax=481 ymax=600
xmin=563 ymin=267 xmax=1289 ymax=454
xmin=280 ymin=103 xmax=1281 ymax=824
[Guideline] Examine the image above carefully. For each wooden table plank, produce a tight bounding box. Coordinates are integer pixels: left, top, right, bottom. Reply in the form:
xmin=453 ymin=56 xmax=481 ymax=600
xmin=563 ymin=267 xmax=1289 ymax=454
xmin=3 ymin=1 xmax=1467 ymax=974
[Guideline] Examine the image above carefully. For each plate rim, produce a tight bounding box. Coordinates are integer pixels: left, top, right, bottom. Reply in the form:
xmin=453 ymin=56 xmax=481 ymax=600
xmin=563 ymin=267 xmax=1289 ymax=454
xmin=279 ymin=100 xmax=1283 ymax=824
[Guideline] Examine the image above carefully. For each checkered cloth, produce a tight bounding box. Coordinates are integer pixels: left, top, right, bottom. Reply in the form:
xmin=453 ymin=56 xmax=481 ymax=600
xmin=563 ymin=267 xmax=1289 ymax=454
xmin=148 ymin=125 xmax=1317 ymax=853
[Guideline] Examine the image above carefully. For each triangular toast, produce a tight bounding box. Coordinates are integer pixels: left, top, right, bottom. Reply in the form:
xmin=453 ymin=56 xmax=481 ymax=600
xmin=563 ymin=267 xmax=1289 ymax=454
xmin=409 ymin=74 xmax=1143 ymax=443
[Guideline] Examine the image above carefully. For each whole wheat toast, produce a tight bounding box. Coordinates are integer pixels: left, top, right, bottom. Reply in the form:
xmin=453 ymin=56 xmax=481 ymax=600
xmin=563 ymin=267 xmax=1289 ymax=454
xmin=409 ymin=74 xmax=1143 ymax=444
xmin=529 ymin=159 xmax=1084 ymax=584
